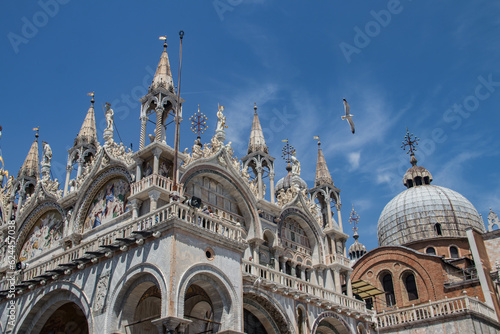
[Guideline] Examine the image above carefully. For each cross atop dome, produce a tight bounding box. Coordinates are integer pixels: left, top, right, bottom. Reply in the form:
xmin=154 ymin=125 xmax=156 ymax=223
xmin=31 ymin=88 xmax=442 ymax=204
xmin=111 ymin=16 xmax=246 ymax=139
xmin=401 ymin=128 xmax=420 ymax=167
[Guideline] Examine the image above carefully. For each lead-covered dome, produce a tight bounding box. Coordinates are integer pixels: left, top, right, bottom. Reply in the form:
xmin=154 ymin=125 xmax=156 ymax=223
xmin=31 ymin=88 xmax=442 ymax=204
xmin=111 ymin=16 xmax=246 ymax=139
xmin=378 ymin=185 xmax=485 ymax=246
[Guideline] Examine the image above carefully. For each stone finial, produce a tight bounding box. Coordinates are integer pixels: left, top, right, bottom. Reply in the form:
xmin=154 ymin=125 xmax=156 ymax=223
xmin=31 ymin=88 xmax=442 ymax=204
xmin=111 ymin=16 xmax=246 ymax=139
xmin=247 ymin=103 xmax=269 ymax=154
xmin=313 ymin=136 xmax=333 ymax=187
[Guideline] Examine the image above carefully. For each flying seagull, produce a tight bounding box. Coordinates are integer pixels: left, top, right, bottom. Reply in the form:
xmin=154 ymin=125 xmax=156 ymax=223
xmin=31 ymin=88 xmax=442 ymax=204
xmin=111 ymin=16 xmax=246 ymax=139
xmin=341 ymin=98 xmax=355 ymax=134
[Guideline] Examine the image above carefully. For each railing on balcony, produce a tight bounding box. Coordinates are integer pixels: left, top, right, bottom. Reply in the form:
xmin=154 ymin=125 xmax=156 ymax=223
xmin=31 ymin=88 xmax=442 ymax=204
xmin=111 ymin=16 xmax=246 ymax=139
xmin=242 ymin=260 xmax=369 ymax=314
xmin=326 ymin=253 xmax=351 ymax=266
xmin=131 ymin=173 xmax=184 ymax=197
xmin=376 ymin=295 xmax=498 ymax=328
xmin=20 ymin=202 xmax=245 ymax=282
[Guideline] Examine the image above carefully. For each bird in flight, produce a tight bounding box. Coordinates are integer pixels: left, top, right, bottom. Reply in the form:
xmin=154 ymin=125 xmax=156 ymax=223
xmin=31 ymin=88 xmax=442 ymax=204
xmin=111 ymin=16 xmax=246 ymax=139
xmin=341 ymin=98 xmax=355 ymax=134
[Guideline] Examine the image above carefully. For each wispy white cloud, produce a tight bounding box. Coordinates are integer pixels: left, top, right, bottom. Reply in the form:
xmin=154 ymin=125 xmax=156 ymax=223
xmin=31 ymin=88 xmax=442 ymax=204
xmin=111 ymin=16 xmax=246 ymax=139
xmin=348 ymin=151 xmax=361 ymax=170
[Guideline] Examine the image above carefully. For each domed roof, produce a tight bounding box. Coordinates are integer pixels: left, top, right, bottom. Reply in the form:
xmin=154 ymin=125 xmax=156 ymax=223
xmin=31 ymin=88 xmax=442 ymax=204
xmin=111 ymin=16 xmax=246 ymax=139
xmin=349 ymin=232 xmax=367 ymax=260
xmin=275 ymin=164 xmax=308 ymax=194
xmin=377 ymin=184 xmax=486 ymax=247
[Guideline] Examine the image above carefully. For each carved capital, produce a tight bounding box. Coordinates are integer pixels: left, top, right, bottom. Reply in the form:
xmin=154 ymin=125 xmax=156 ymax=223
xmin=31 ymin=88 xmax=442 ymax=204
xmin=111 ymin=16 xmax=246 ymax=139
xmin=129 ymin=199 xmax=143 ymax=210
xmin=148 ymin=190 xmax=161 ymax=201
xmin=152 ymin=147 xmax=162 ymax=158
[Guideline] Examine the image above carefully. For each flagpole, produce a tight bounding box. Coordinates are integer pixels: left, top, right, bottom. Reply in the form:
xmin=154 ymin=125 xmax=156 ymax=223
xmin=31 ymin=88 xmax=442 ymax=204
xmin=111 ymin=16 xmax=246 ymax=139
xmin=173 ymin=30 xmax=184 ymax=192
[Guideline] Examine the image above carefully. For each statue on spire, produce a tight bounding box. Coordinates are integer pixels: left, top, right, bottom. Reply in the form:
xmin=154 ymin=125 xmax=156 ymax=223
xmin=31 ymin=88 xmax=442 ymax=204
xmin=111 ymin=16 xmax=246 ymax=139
xmin=105 ymin=103 xmax=114 ymax=131
xmin=103 ymin=103 xmax=114 ymax=145
xmin=215 ymin=104 xmax=226 ymax=142
xmin=216 ymin=104 xmax=226 ymax=132
xmin=42 ymin=141 xmax=52 ymax=165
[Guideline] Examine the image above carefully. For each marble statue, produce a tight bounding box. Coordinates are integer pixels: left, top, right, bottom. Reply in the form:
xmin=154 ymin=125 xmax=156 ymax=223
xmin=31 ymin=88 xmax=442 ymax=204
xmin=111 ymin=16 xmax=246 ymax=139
xmin=105 ymin=103 xmax=114 ymax=131
xmin=291 ymin=155 xmax=301 ymax=176
xmin=216 ymin=105 xmax=226 ymax=132
xmin=42 ymin=141 xmax=52 ymax=164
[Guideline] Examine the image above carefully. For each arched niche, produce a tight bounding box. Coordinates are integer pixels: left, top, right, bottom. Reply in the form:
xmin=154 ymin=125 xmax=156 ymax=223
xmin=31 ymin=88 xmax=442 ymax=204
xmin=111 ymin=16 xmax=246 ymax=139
xmin=19 ymin=209 xmax=64 ymax=262
xmin=181 ymin=166 xmax=260 ymax=239
xmin=39 ymin=302 xmax=89 ymax=334
xmin=178 ymin=265 xmax=240 ymax=333
xmin=243 ymin=291 xmax=290 ymax=334
xmin=82 ymin=177 xmax=130 ymax=232
xmin=278 ymin=209 xmax=323 ymax=265
xmin=311 ymin=312 xmax=351 ymax=334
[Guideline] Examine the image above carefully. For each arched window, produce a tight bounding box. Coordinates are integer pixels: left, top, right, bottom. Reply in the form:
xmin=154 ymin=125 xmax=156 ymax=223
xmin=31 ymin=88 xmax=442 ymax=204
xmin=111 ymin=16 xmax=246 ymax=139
xmin=426 ymin=247 xmax=436 ymax=255
xmin=382 ymin=273 xmax=396 ymax=306
xmin=434 ymin=223 xmax=442 ymax=236
xmin=404 ymin=273 xmax=419 ymax=301
xmin=450 ymin=246 xmax=459 ymax=258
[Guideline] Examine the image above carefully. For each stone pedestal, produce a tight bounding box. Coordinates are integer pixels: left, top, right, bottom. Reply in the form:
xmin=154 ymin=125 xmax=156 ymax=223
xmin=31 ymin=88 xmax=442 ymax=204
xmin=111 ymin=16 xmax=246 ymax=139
xmin=215 ymin=129 xmax=225 ymax=142
xmin=103 ymin=129 xmax=114 ymax=145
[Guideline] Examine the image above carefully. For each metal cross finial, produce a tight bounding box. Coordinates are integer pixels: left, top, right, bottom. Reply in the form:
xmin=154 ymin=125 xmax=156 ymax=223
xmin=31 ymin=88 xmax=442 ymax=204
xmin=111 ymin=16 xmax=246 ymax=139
xmin=401 ymin=128 xmax=419 ymax=155
xmin=281 ymin=139 xmax=296 ymax=164
xmin=349 ymin=205 xmax=360 ymax=233
xmin=189 ymin=105 xmax=208 ymax=137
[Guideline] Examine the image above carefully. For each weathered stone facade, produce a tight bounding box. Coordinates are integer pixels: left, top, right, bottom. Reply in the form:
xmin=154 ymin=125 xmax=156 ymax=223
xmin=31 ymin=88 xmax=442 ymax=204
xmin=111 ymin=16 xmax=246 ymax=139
xmin=0 ymin=42 xmax=374 ymax=334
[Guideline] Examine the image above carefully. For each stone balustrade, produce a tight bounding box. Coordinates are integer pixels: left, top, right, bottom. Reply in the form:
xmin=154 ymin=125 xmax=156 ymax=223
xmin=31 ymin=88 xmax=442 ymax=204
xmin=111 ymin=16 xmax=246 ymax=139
xmin=19 ymin=202 xmax=245 ymax=283
xmin=376 ymin=295 xmax=498 ymax=329
xmin=242 ymin=260 xmax=371 ymax=316
xmin=326 ymin=253 xmax=350 ymax=267
xmin=131 ymin=173 xmax=184 ymax=197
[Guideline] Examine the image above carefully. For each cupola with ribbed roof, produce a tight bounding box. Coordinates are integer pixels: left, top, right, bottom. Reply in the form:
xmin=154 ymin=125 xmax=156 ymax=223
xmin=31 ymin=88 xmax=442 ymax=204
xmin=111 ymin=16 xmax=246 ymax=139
xmin=348 ymin=206 xmax=366 ymax=262
xmin=377 ymin=130 xmax=486 ymax=247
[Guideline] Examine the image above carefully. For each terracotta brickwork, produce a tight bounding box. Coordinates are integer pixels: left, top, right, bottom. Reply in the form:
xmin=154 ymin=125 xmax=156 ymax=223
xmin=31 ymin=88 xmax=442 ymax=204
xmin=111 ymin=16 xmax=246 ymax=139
xmin=352 ymin=246 xmax=484 ymax=313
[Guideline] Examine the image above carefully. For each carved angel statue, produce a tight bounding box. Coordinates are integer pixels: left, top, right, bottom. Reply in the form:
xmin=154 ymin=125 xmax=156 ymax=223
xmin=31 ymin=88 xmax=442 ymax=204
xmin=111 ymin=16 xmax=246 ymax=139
xmin=192 ymin=143 xmax=203 ymax=160
xmin=42 ymin=141 xmax=52 ymax=164
xmin=104 ymin=103 xmax=114 ymax=131
xmin=290 ymin=155 xmax=301 ymax=176
xmin=216 ymin=105 xmax=226 ymax=132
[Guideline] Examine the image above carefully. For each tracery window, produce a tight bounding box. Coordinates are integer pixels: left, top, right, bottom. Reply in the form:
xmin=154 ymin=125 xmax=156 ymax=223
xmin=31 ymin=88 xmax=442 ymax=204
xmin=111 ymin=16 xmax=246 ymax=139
xmin=187 ymin=176 xmax=243 ymax=224
xmin=281 ymin=218 xmax=312 ymax=257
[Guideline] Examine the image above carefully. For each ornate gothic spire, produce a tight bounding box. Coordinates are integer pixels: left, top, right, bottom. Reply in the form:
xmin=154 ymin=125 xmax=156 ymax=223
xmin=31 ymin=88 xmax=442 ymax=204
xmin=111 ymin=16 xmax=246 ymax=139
xmin=75 ymin=93 xmax=98 ymax=147
xmin=247 ymin=103 xmax=269 ymax=154
xmin=18 ymin=130 xmax=39 ymax=179
xmin=313 ymin=136 xmax=333 ymax=187
xmin=151 ymin=36 xmax=174 ymax=93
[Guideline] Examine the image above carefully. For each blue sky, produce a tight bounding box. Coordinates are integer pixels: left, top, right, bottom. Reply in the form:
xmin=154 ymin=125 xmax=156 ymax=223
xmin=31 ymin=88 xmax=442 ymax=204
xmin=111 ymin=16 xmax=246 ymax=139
xmin=1 ymin=1 xmax=499 ymax=251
